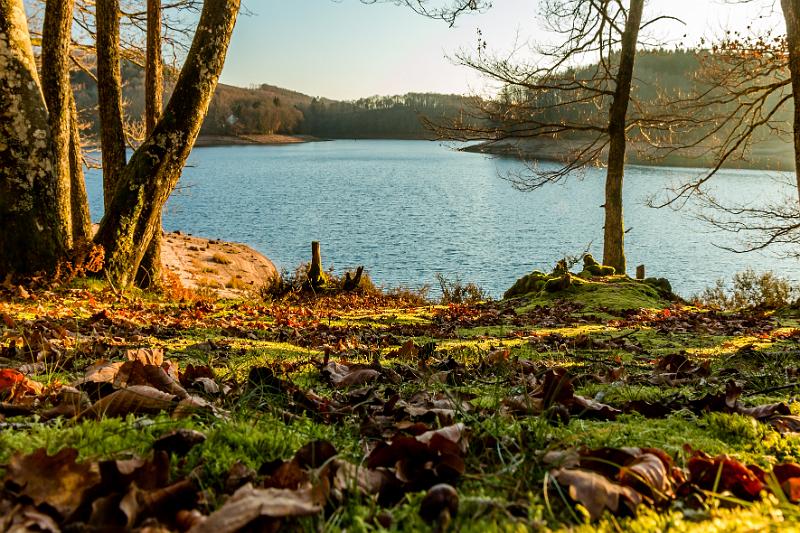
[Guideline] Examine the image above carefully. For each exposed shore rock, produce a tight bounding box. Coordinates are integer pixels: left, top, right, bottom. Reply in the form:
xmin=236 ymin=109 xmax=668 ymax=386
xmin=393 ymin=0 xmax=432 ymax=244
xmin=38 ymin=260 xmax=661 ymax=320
xmin=91 ymin=225 xmax=277 ymax=298
xmin=160 ymin=231 xmax=277 ymax=298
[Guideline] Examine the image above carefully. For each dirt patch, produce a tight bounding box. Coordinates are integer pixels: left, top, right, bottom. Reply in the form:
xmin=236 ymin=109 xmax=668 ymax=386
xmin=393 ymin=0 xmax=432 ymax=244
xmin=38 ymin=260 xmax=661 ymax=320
xmin=161 ymin=231 xmax=277 ymax=298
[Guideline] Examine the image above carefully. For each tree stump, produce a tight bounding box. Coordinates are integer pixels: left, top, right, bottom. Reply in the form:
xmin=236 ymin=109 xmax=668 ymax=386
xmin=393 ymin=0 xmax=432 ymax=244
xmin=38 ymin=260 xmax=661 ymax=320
xmin=343 ymin=266 xmax=364 ymax=291
xmin=636 ymin=265 xmax=646 ymax=280
xmin=307 ymin=241 xmax=326 ymax=290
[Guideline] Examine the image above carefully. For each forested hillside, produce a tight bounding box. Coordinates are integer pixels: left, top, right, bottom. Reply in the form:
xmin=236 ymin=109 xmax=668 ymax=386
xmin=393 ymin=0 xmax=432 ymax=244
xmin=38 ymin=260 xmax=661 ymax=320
xmin=71 ymin=62 xmax=473 ymax=140
xmin=70 ymin=49 xmax=791 ymax=143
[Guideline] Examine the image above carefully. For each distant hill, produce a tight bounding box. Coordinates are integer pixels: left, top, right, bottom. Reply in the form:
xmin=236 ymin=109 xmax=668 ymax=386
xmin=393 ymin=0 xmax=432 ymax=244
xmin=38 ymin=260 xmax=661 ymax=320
xmin=70 ymin=63 xmax=474 ymax=141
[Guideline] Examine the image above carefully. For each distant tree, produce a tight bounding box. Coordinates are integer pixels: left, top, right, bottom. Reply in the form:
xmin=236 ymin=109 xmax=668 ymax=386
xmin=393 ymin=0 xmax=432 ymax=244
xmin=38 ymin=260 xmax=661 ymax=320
xmin=427 ymin=0 xmax=663 ymax=274
xmin=648 ymin=1 xmax=800 ymax=255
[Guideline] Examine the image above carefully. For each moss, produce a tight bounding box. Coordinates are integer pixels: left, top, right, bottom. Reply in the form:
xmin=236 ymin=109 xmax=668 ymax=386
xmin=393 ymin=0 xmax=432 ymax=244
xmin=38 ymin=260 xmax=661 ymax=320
xmin=517 ymin=276 xmax=670 ymax=314
xmin=504 ymin=270 xmax=548 ymax=299
xmin=579 ymin=254 xmax=616 ymax=278
xmin=545 ymin=272 xmax=573 ymax=293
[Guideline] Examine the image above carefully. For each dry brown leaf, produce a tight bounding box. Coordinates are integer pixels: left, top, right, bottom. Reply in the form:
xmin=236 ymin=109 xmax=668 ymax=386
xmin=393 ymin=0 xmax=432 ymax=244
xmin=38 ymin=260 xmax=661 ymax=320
xmin=618 ymin=453 xmax=672 ymax=502
xmin=77 ymin=360 xmax=124 ymax=385
xmin=552 ymin=468 xmax=641 ymax=521
xmin=325 ymin=363 xmax=380 ymax=388
xmin=417 ymin=423 xmax=467 ymax=451
xmin=126 ymin=348 xmax=164 ymax=366
xmin=333 ymin=460 xmax=389 ymax=495
xmin=6 ymin=447 xmax=101 ymax=518
xmin=187 ymin=483 xmax=322 ymax=533
xmin=81 ymin=385 xmax=176 ymax=418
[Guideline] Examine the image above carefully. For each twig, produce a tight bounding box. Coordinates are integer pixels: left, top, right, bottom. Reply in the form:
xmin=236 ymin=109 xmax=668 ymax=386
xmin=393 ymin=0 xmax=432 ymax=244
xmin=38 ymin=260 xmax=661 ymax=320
xmin=745 ymin=382 xmax=800 ymax=397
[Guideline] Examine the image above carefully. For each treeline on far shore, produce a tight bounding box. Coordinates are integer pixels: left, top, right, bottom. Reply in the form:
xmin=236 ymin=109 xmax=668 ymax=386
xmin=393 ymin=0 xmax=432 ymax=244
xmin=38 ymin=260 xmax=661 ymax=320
xmin=70 ymin=48 xmax=794 ymax=145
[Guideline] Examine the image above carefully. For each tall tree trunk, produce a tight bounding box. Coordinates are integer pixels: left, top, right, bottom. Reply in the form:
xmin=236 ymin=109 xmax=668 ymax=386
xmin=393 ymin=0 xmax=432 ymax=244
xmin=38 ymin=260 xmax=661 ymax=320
xmin=0 ymin=0 xmax=66 ymax=276
xmin=96 ymin=0 xmax=127 ymax=212
xmin=95 ymin=0 xmax=240 ymax=287
xmin=781 ymin=0 xmax=800 ymax=201
xmin=602 ymin=0 xmax=643 ymax=275
xmin=137 ymin=0 xmax=164 ymax=289
xmin=41 ymin=0 xmax=75 ymax=249
xmin=69 ymin=92 xmax=92 ymax=244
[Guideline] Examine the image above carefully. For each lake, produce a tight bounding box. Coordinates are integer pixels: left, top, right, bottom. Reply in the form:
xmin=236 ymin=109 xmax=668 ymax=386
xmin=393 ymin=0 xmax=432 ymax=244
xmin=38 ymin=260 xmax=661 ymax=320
xmin=85 ymin=140 xmax=800 ymax=298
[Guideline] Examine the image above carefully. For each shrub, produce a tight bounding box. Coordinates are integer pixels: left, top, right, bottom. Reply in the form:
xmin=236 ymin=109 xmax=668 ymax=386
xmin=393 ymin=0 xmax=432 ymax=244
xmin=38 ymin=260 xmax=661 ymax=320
xmin=386 ymin=285 xmax=431 ymax=306
xmin=697 ymin=269 xmax=794 ymax=310
xmin=210 ymin=253 xmax=232 ymax=265
xmin=435 ymin=273 xmax=488 ymax=304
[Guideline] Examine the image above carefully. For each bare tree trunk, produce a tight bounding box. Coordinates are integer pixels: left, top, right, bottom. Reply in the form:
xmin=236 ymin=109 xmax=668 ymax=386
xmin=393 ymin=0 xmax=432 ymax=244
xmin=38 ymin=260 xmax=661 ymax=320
xmin=782 ymin=0 xmax=800 ymax=202
xmin=0 ymin=0 xmax=65 ymax=276
xmin=602 ymin=0 xmax=644 ymax=275
xmin=145 ymin=0 xmax=163 ymax=136
xmin=137 ymin=0 xmax=164 ymax=289
xmin=69 ymin=92 xmax=92 ymax=244
xmin=96 ymin=0 xmax=127 ymax=212
xmin=41 ymin=0 xmax=75 ymax=249
xmin=95 ymin=0 xmax=241 ymax=287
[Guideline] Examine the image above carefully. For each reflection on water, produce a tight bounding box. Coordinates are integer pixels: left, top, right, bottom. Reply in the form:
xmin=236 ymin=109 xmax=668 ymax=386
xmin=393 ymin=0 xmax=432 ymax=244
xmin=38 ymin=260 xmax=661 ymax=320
xmin=85 ymin=140 xmax=800 ymax=297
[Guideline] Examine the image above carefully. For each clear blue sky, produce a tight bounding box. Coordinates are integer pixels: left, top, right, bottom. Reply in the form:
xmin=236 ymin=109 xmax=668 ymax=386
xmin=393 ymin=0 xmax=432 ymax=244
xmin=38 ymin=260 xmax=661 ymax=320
xmin=220 ymin=0 xmax=783 ymax=100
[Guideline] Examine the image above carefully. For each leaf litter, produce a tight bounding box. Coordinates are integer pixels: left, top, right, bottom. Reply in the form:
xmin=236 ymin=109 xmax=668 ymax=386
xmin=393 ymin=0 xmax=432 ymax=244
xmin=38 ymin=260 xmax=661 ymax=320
xmin=1 ymin=285 xmax=800 ymax=529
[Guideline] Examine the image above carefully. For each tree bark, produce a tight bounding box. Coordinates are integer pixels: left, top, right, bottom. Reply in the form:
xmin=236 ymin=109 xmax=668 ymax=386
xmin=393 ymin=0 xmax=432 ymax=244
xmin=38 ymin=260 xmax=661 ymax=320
xmin=145 ymin=0 xmax=163 ymax=136
xmin=602 ymin=0 xmax=644 ymax=275
xmin=96 ymin=0 xmax=127 ymax=212
xmin=781 ymin=0 xmax=800 ymax=201
xmin=95 ymin=0 xmax=241 ymax=287
xmin=69 ymin=92 xmax=92 ymax=244
xmin=0 ymin=0 xmax=66 ymax=276
xmin=41 ymin=0 xmax=75 ymax=249
xmin=137 ymin=0 xmax=164 ymax=289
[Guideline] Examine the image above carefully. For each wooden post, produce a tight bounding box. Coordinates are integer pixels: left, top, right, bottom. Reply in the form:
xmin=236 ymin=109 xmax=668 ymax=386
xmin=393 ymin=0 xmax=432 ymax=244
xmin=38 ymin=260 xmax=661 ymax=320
xmin=636 ymin=264 xmax=646 ymax=280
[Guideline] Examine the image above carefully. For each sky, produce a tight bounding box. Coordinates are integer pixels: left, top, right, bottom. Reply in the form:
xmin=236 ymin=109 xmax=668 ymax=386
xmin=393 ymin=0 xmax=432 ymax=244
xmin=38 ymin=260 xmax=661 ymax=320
xmin=218 ymin=0 xmax=786 ymax=101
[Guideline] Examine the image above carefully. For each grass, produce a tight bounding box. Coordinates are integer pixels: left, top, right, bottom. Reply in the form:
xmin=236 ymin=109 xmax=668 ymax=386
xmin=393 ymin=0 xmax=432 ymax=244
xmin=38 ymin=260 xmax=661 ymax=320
xmin=2 ymin=275 xmax=800 ymax=530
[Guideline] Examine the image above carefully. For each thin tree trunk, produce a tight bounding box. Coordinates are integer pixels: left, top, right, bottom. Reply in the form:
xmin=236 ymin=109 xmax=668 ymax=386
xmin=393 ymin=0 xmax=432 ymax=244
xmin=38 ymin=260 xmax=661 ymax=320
xmin=137 ymin=0 xmax=164 ymax=289
xmin=0 ymin=0 xmax=65 ymax=276
xmin=145 ymin=0 xmax=163 ymax=136
xmin=69 ymin=92 xmax=92 ymax=244
xmin=781 ymin=0 xmax=800 ymax=202
xmin=96 ymin=0 xmax=127 ymax=212
xmin=41 ymin=0 xmax=75 ymax=249
xmin=602 ymin=0 xmax=644 ymax=275
xmin=95 ymin=0 xmax=240 ymax=287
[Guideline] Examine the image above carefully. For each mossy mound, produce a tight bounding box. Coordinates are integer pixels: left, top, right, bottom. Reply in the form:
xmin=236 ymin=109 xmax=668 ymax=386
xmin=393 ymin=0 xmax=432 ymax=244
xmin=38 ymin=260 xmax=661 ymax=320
xmin=516 ymin=276 xmax=672 ymax=314
xmin=505 ymin=257 xmax=674 ymax=314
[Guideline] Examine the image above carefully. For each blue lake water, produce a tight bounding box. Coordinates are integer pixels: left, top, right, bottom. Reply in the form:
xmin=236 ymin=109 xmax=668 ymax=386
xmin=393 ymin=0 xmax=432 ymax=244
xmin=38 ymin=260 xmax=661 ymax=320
xmin=85 ymin=140 xmax=800 ymax=298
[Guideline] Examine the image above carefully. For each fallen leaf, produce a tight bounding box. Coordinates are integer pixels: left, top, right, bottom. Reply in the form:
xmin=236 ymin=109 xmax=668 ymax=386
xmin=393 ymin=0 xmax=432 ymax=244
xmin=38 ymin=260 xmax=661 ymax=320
xmin=187 ymin=483 xmax=322 ymax=533
xmin=552 ymin=468 xmax=642 ymax=520
xmin=81 ymin=385 xmax=176 ymax=418
xmin=5 ymin=447 xmax=101 ymax=518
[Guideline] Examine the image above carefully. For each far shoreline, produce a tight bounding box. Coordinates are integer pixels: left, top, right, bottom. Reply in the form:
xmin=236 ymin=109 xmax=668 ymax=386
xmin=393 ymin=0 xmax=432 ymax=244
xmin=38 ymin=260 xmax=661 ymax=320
xmin=192 ymin=133 xmax=329 ymax=148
